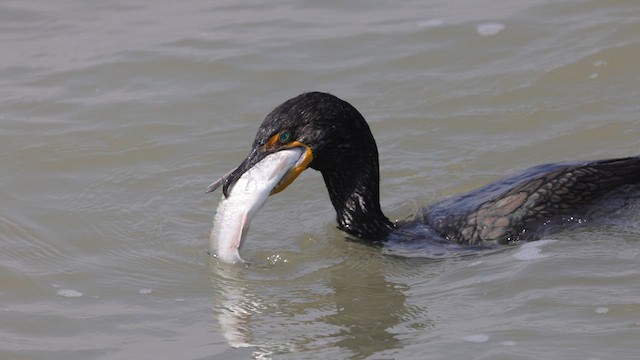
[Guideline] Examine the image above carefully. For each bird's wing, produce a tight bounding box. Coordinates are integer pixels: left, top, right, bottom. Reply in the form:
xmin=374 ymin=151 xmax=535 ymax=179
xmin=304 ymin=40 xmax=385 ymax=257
xmin=423 ymin=157 xmax=640 ymax=244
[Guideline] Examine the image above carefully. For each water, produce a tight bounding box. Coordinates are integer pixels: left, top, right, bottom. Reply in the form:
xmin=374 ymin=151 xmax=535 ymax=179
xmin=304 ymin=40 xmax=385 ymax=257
xmin=2 ymin=0 xmax=640 ymax=359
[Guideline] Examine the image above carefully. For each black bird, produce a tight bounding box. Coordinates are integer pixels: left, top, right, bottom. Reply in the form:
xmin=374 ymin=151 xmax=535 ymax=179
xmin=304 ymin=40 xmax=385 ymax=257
xmin=208 ymin=92 xmax=640 ymax=248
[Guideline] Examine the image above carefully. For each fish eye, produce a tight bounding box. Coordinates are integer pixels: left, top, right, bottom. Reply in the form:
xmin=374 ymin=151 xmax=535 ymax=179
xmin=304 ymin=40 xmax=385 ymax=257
xmin=278 ymin=131 xmax=292 ymax=143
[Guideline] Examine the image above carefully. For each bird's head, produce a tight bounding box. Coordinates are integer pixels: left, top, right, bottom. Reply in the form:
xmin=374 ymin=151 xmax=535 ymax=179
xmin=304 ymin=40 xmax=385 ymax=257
xmin=207 ymin=92 xmax=374 ymax=197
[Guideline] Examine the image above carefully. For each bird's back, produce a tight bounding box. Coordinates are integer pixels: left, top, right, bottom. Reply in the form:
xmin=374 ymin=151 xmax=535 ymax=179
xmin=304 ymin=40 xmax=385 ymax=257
xmin=421 ymin=156 xmax=640 ymax=245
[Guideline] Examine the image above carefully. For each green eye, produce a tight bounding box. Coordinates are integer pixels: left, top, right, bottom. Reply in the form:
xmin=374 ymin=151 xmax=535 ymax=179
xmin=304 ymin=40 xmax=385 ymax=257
xmin=279 ymin=131 xmax=292 ymax=143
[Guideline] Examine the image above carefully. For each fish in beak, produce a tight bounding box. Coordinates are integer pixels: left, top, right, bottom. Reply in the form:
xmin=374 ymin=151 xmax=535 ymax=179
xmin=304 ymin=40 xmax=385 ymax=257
xmin=207 ymin=133 xmax=313 ymax=197
xmin=207 ymin=145 xmax=312 ymax=263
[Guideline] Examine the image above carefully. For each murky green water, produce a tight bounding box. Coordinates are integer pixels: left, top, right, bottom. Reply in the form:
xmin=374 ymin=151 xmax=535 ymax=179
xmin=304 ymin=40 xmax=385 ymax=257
xmin=2 ymin=0 xmax=640 ymax=359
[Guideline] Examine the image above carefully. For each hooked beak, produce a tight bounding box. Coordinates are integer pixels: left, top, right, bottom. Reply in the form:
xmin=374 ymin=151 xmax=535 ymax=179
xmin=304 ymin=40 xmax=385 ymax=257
xmin=206 ymin=135 xmax=313 ymax=197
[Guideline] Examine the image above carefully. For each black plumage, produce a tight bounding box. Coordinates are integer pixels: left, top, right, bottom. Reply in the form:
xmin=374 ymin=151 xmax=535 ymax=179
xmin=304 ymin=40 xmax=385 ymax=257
xmin=422 ymin=157 xmax=640 ymax=245
xmin=212 ymin=92 xmax=640 ymax=246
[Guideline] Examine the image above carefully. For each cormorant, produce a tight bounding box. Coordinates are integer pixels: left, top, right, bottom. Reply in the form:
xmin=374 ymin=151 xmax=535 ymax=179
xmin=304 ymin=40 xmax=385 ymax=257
xmin=207 ymin=92 xmax=640 ymax=247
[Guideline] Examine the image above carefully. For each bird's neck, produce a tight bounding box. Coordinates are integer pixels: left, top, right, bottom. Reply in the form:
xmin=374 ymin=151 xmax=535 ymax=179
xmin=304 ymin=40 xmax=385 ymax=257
xmin=320 ymin=152 xmax=394 ymax=242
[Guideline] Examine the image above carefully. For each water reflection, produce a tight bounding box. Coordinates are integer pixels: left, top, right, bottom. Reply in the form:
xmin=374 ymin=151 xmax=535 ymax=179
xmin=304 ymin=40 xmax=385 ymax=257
xmin=209 ymin=261 xmax=254 ymax=349
xmin=210 ymin=254 xmax=430 ymax=358
xmin=320 ymin=261 xmax=408 ymax=358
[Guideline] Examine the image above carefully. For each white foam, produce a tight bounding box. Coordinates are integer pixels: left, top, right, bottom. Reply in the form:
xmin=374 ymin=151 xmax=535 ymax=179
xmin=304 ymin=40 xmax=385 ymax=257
xmin=595 ymin=307 xmax=609 ymax=314
xmin=463 ymin=334 xmax=489 ymax=343
xmin=501 ymin=340 xmax=517 ymax=346
xmin=138 ymin=288 xmax=153 ymax=295
xmin=57 ymin=289 xmax=83 ymax=298
xmin=513 ymin=239 xmax=556 ymax=261
xmin=477 ymin=22 xmax=505 ymax=36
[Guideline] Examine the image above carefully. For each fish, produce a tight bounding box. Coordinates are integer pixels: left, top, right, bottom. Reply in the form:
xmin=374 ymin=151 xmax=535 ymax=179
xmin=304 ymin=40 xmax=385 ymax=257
xmin=209 ymin=148 xmax=304 ymax=264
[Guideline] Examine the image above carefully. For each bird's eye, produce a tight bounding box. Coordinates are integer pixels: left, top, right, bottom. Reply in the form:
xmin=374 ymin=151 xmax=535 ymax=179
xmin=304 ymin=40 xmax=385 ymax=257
xmin=278 ymin=131 xmax=292 ymax=143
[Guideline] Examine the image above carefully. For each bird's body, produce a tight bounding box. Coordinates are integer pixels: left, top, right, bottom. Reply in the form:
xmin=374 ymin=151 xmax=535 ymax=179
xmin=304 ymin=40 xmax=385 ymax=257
xmin=207 ymin=92 xmax=640 ymax=261
xmin=421 ymin=157 xmax=640 ymax=245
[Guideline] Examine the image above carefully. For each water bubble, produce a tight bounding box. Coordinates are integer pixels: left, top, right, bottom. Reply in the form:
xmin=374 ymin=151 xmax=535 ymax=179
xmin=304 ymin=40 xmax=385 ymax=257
xmin=267 ymin=254 xmax=288 ymax=264
xmin=477 ymin=22 xmax=505 ymax=36
xmin=57 ymin=289 xmax=83 ymax=298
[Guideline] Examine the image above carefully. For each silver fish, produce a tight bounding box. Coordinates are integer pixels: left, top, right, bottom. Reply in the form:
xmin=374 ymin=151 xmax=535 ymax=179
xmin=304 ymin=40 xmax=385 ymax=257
xmin=210 ymin=148 xmax=303 ymax=263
